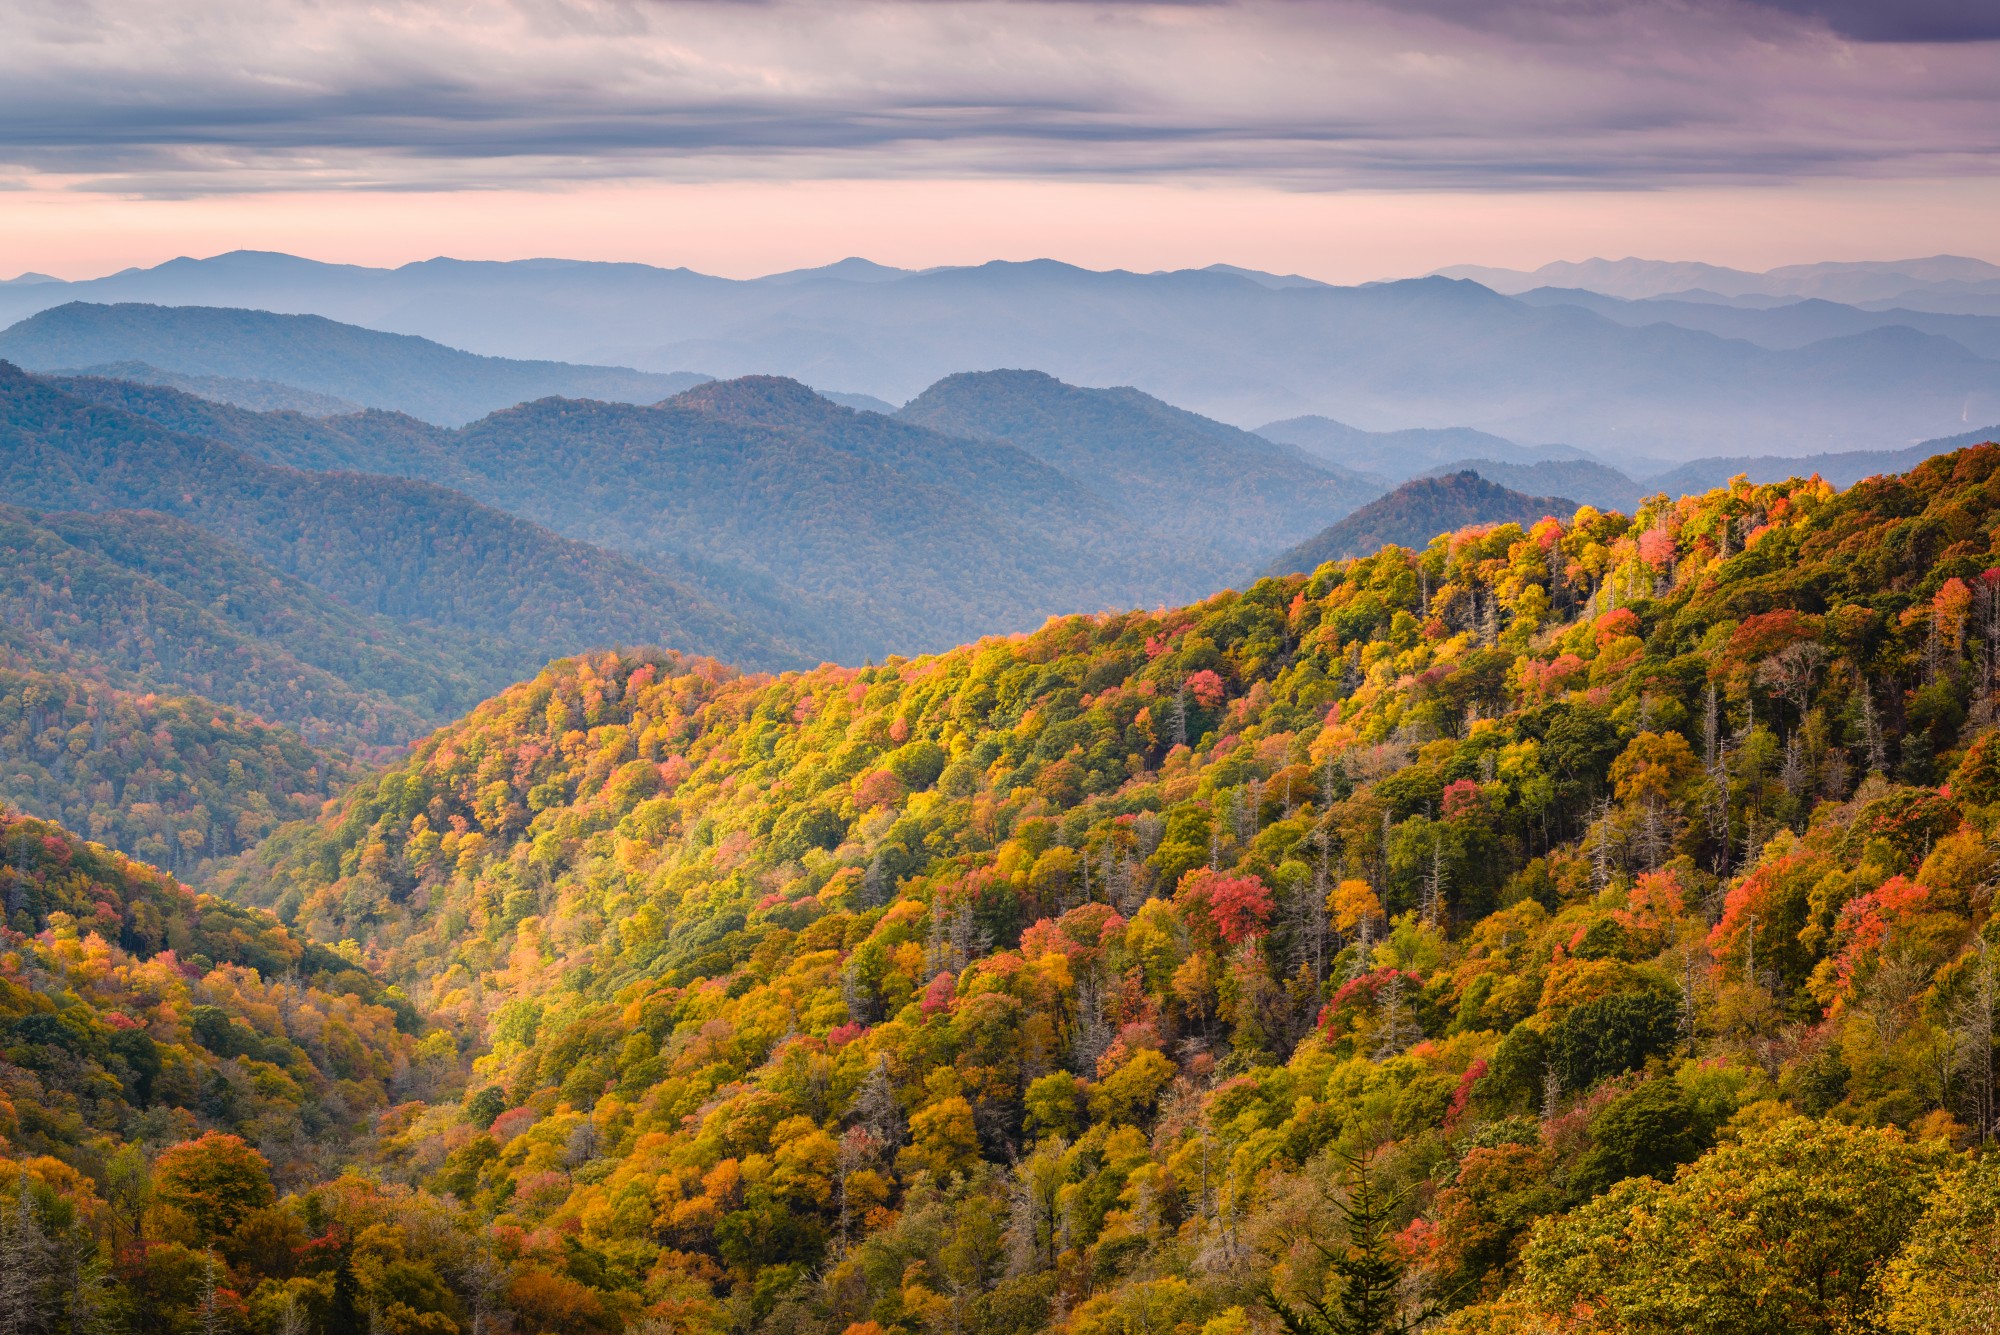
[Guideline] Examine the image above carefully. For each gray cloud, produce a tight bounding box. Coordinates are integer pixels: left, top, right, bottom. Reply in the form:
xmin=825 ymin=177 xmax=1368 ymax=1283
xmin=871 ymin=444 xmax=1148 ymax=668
xmin=0 ymin=0 xmax=1993 ymax=196
xmin=1748 ymin=0 xmax=2000 ymax=42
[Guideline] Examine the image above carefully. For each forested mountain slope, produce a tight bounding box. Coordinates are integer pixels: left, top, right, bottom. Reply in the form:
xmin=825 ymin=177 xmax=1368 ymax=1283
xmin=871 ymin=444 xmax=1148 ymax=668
xmin=63 ymin=360 xmax=364 ymax=415
xmin=441 ymin=379 xmax=1198 ymax=657
xmin=0 ymin=505 xmax=512 ymax=745
xmin=898 ymin=369 xmax=1379 ymax=569
xmin=0 ymin=363 xmax=810 ymax=674
xmin=47 ymin=373 xmax=457 ymax=475
xmin=51 ymin=370 xmax=1252 ymax=659
xmin=181 ymin=445 xmax=2000 ymax=1333
xmin=0 ymin=665 xmax=348 ymax=876
xmin=0 ymin=804 xmax=436 ymax=1326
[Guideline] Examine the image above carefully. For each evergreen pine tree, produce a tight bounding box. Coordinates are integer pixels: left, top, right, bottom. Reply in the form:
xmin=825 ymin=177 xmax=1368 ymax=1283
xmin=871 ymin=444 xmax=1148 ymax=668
xmin=1259 ymin=1153 xmax=1437 ymax=1335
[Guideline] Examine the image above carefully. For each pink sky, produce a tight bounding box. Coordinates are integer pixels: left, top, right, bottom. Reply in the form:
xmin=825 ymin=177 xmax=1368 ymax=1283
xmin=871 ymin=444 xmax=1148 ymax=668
xmin=10 ymin=176 xmax=1999 ymax=284
xmin=2 ymin=0 xmax=1997 ymax=281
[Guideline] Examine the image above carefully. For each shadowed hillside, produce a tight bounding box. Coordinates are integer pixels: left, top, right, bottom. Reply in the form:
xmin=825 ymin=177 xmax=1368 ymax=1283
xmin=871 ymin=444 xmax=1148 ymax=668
xmin=0 ymin=362 xmax=811 ymax=676
xmin=899 ymin=368 xmax=1380 ymax=567
xmin=1265 ymin=469 xmax=1577 ymax=573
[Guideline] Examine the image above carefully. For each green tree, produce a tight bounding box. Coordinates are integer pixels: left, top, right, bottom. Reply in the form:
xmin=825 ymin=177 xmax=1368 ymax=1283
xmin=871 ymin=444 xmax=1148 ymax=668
xmin=1550 ymin=991 xmax=1678 ymax=1091
xmin=1570 ymin=1077 xmax=1718 ymax=1198
xmin=1520 ymin=1118 xmax=1944 ymax=1335
xmin=1881 ymin=1156 xmax=2000 ymax=1334
xmin=151 ymin=1132 xmax=275 ymax=1244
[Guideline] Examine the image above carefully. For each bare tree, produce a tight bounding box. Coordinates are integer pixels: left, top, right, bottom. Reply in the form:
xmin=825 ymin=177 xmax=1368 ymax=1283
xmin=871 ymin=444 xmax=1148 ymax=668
xmin=198 ymin=1249 xmax=223 ymax=1335
xmin=852 ymin=1055 xmax=906 ymax=1149
xmin=1371 ymin=974 xmax=1421 ymax=1060
xmin=1755 ymin=642 xmax=1825 ymax=731
xmin=1858 ymin=683 xmax=1887 ymax=775
xmin=1419 ymin=835 xmax=1447 ymax=927
xmin=1955 ymin=937 xmax=1998 ymax=1142
xmin=0 ymin=1190 xmax=54 ymax=1335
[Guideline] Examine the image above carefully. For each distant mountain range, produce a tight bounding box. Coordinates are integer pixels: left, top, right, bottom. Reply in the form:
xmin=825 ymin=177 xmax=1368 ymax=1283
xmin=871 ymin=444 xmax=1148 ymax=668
xmin=5 ymin=252 xmax=2000 ymax=455
xmin=1252 ymin=415 xmax=1587 ymax=482
xmin=1510 ymin=287 xmax=2000 ymax=360
xmin=0 ymin=302 xmax=711 ymax=425
xmin=1436 ymin=255 xmax=2000 ymax=312
xmin=1265 ymin=471 xmax=1579 ymax=575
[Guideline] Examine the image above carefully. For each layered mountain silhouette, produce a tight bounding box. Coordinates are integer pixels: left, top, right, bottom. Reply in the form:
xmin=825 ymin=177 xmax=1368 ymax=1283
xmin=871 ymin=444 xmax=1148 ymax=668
xmin=1437 ymin=254 xmax=2000 ymax=308
xmin=0 ymin=302 xmax=710 ymax=424
xmin=0 ymin=363 xmax=810 ymax=689
xmin=1511 ymin=287 xmax=2000 ymax=359
xmin=898 ymin=369 xmax=1377 ymax=569
xmin=1265 ymin=470 xmax=1577 ymax=574
xmin=5 ymin=253 xmax=1999 ymax=453
xmin=54 ymin=366 xmax=1377 ymax=658
xmin=1253 ymin=414 xmax=1583 ymax=481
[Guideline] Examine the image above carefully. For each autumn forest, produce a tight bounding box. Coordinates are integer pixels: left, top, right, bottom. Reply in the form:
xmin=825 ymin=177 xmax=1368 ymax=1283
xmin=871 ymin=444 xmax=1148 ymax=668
xmin=2 ymin=359 xmax=1999 ymax=1335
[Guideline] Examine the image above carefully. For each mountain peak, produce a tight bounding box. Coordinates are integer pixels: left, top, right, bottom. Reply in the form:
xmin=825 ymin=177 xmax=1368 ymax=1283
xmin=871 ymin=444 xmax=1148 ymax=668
xmin=668 ymin=374 xmax=844 ymax=428
xmin=1265 ymin=469 xmax=1578 ymax=574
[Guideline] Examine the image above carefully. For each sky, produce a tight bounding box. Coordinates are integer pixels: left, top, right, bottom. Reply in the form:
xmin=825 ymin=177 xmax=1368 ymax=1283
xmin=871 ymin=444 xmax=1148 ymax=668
xmin=2 ymin=0 xmax=1997 ymax=281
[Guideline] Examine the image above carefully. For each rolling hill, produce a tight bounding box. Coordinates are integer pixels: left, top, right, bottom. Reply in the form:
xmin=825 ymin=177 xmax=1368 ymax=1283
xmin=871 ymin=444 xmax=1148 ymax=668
xmin=0 ymin=361 xmax=813 ymax=674
xmin=52 ymin=368 xmax=1312 ymax=659
xmin=1264 ymin=470 xmax=1578 ymax=574
xmin=897 ymin=369 xmax=1379 ymax=569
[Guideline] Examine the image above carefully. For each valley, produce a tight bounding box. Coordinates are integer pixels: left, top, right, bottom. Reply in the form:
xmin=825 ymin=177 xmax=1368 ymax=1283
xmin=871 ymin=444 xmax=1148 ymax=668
xmin=0 ymin=271 xmax=1997 ymax=1335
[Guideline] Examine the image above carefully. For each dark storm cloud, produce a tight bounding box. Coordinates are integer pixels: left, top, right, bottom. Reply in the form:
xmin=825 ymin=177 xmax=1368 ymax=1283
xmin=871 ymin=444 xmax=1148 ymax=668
xmin=0 ymin=0 xmax=1994 ymax=195
xmin=1749 ymin=0 xmax=2000 ymax=42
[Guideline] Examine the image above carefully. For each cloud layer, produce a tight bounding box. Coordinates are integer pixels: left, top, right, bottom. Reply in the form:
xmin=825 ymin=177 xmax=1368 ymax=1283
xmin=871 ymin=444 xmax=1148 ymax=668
xmin=1 ymin=0 xmax=1995 ymax=197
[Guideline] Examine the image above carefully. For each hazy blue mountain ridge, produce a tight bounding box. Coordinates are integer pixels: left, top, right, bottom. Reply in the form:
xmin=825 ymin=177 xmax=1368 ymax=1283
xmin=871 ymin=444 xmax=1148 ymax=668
xmin=0 ymin=362 xmax=813 ymax=674
xmin=899 ymin=369 xmax=1382 ymax=566
xmin=5 ymin=252 xmax=1997 ymax=454
xmin=0 ymin=301 xmax=712 ymax=425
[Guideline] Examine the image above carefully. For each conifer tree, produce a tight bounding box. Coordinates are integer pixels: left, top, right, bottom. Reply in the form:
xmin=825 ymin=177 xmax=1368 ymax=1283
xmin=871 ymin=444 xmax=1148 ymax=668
xmin=1261 ymin=1154 xmax=1435 ymax=1335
